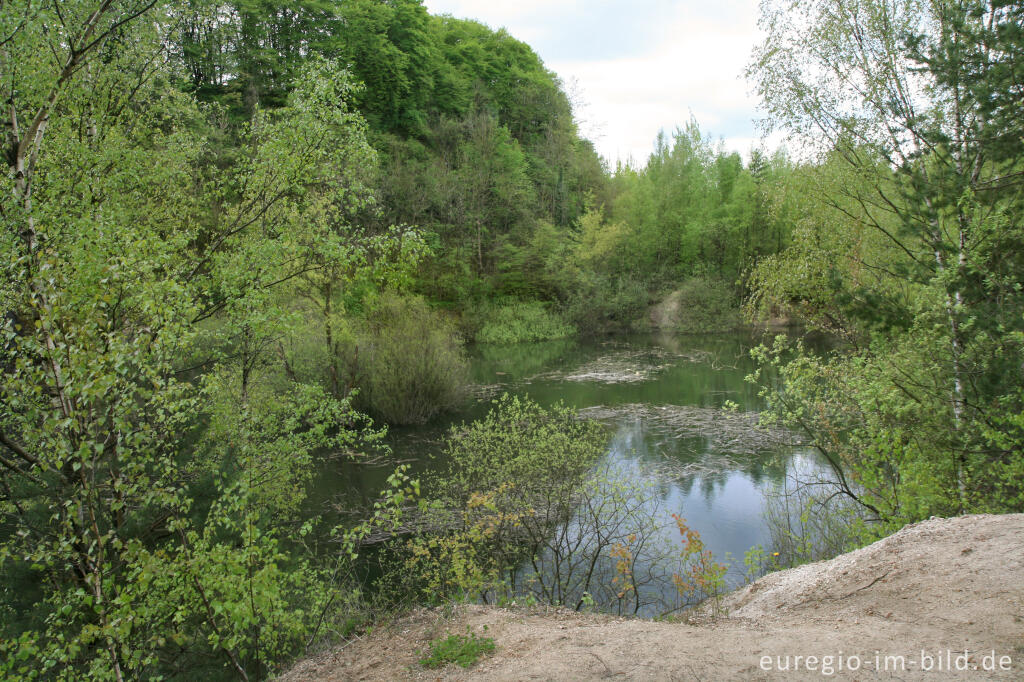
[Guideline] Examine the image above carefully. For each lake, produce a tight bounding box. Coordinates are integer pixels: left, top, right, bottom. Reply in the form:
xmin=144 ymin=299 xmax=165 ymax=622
xmin=312 ymin=330 xmax=827 ymax=613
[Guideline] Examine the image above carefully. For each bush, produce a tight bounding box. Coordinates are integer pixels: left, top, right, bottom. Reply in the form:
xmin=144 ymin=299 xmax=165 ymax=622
xmin=380 ymin=396 xmax=730 ymax=617
xmin=471 ymin=300 xmax=575 ymax=344
xmin=565 ymin=273 xmax=649 ymax=335
xmin=379 ymin=395 xmax=609 ymax=604
xmin=759 ymin=473 xmax=869 ymax=570
xmin=648 ymin=277 xmax=741 ymax=333
xmin=440 ymin=394 xmax=607 ymax=498
xmin=350 ymin=293 xmax=469 ymax=425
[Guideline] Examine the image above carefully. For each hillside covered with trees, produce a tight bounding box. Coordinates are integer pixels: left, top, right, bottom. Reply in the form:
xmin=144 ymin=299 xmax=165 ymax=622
xmin=1 ymin=0 xmax=1022 ymax=679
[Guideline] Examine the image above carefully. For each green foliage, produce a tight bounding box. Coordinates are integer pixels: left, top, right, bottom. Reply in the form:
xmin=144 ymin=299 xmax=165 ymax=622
xmin=173 ymin=0 xmax=798 ymax=329
xmin=493 ymin=220 xmax=579 ymax=300
xmin=743 ymin=545 xmax=782 ymax=583
xmin=392 ymin=458 xmax=732 ymax=618
xmin=379 ymin=395 xmax=607 ymax=605
xmin=440 ymin=395 xmax=605 ymax=499
xmin=0 ymin=5 xmax=420 ymax=678
xmin=349 ymin=292 xmax=470 ymax=425
xmin=648 ymin=278 xmax=742 ymax=334
xmin=743 ymin=0 xmax=1024 ymax=535
xmin=377 ymin=395 xmax=732 ymax=618
xmin=564 ymin=124 xmax=795 ymax=334
xmin=473 ymin=301 xmax=576 ymax=344
xmin=177 ymin=0 xmax=608 ymax=308
xmin=419 ymin=627 xmax=495 ymax=669
xmin=0 ymin=3 xmax=615 ymax=673
xmin=760 ymin=475 xmax=870 ymax=569
xmin=4 ymin=0 xmax=1022 ymax=677
xmin=595 ymin=124 xmax=791 ymax=286
xmin=577 ymin=205 xmax=630 ymax=272
xmin=743 ymin=153 xmax=920 ymax=335
xmin=565 ymin=273 xmax=649 ymax=335
xmin=751 ymin=324 xmax=1024 ymax=527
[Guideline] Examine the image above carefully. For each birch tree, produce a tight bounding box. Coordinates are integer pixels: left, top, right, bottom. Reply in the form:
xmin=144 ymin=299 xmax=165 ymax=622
xmin=748 ymin=0 xmax=1024 ymax=517
xmin=1 ymin=3 xmax=412 ymax=678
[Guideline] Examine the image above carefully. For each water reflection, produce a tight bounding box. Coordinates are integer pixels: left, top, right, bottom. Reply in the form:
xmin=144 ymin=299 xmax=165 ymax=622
xmin=602 ymin=416 xmax=797 ymax=584
xmin=309 ymin=330 xmax=830 ymax=605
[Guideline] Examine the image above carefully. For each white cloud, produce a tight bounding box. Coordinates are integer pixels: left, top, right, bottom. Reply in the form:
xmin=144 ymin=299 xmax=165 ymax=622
xmin=423 ymin=0 xmax=774 ymax=166
xmin=720 ymin=131 xmax=789 ymax=163
xmin=423 ymin=0 xmax=575 ymax=44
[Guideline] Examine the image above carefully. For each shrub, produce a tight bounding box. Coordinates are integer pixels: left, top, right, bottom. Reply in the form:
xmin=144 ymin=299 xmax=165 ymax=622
xmin=760 ymin=474 xmax=870 ymax=570
xmin=472 ymin=300 xmax=575 ymax=344
xmin=565 ymin=273 xmax=649 ymax=335
xmin=379 ymin=395 xmax=608 ymax=604
xmin=419 ymin=627 xmax=495 ymax=669
xmin=441 ymin=394 xmax=606 ymax=498
xmin=649 ymin=277 xmax=741 ymax=333
xmin=350 ymin=293 xmax=469 ymax=425
xmin=381 ymin=396 xmax=730 ymax=617
xmin=670 ymin=515 xmax=728 ymax=617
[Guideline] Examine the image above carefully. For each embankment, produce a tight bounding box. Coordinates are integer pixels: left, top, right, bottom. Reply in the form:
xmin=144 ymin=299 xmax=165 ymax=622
xmin=283 ymin=514 xmax=1024 ymax=680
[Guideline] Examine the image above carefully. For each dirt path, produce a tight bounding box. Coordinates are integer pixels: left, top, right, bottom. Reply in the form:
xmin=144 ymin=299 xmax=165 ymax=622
xmin=282 ymin=514 xmax=1024 ymax=680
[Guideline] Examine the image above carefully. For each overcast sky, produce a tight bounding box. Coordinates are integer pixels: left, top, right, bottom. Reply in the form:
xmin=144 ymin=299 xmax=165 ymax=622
xmin=421 ymin=0 xmax=775 ymax=167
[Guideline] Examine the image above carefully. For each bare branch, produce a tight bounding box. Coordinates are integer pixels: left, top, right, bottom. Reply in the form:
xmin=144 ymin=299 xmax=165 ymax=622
xmin=0 ymin=426 xmax=38 ymax=466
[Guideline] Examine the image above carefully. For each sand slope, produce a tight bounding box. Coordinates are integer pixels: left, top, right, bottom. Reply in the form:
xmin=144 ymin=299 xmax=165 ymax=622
xmin=282 ymin=514 xmax=1024 ymax=680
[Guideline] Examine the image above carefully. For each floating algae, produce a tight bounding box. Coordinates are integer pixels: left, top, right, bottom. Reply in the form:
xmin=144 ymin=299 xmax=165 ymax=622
xmin=468 ymin=346 xmax=713 ymax=399
xmin=529 ymin=347 xmax=712 ymax=384
xmin=468 ymin=382 xmax=508 ymax=401
xmin=577 ymin=403 xmax=804 ymax=457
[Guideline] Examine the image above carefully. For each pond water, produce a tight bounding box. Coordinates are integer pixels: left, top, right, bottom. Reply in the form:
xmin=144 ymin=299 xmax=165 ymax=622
xmin=312 ymin=330 xmax=828 ymax=612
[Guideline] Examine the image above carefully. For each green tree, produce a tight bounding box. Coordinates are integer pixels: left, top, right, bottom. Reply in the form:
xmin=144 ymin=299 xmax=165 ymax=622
xmin=0 ymin=3 xmax=411 ymax=677
xmin=747 ymin=0 xmax=1024 ymax=520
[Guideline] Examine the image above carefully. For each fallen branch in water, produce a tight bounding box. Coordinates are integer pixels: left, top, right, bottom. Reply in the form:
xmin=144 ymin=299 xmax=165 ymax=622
xmin=577 ymin=403 xmax=805 ymax=456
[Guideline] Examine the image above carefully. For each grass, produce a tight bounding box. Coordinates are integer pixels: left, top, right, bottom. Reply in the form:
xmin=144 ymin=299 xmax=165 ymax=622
xmin=418 ymin=626 xmax=496 ymax=669
xmin=474 ymin=301 xmax=575 ymax=344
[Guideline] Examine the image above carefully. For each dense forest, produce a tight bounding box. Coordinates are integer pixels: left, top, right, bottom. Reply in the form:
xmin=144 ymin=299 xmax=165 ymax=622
xmin=1 ymin=0 xmax=1022 ymax=678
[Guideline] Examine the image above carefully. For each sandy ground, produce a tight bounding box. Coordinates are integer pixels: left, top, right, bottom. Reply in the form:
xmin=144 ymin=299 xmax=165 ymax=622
xmin=281 ymin=514 xmax=1024 ymax=680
